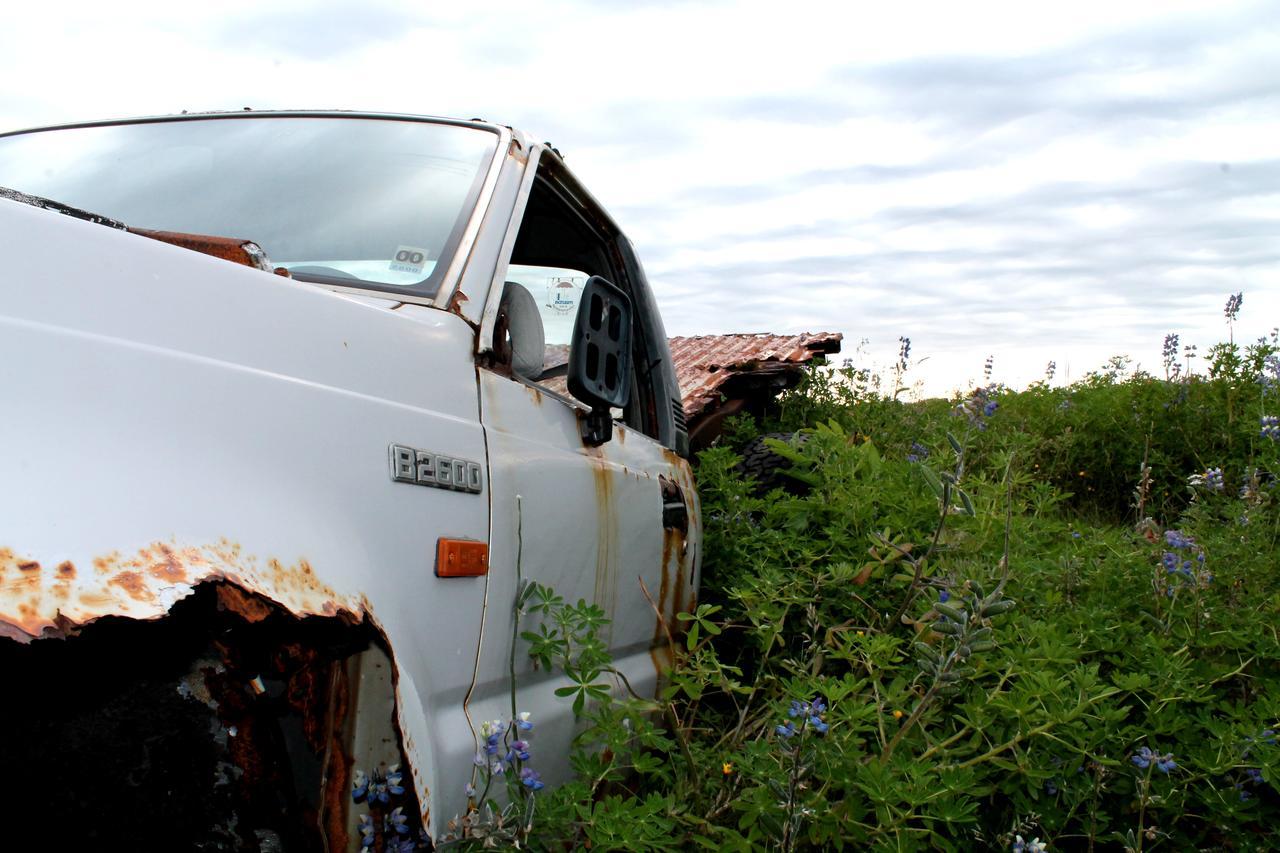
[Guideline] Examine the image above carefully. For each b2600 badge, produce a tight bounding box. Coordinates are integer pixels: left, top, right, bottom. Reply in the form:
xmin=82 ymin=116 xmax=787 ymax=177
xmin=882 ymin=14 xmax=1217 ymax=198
xmin=389 ymin=444 xmax=483 ymax=494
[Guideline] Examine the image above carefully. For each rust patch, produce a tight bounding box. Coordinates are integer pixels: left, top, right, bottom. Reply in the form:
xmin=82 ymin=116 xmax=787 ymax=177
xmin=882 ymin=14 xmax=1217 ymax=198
xmin=110 ymin=571 xmax=151 ymax=602
xmin=129 ymin=228 xmax=275 ymax=272
xmin=0 ymin=539 xmax=356 ymax=643
xmin=149 ymin=543 xmax=189 ymax=584
xmin=447 ymin=288 xmax=469 ymax=314
xmin=216 ymin=584 xmax=274 ymax=623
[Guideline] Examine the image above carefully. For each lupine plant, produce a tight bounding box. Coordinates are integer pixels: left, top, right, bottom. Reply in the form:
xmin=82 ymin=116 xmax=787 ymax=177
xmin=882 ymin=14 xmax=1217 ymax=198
xmin=425 ymin=299 xmax=1279 ymax=850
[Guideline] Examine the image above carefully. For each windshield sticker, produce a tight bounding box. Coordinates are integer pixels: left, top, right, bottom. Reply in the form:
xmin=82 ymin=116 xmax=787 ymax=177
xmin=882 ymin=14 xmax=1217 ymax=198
xmin=390 ymin=246 xmax=429 ymax=275
xmin=545 ymin=277 xmax=583 ymax=315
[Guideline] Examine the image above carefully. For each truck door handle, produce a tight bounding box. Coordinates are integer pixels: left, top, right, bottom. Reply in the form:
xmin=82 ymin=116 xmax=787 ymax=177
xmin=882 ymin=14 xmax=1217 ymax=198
xmin=660 ymin=475 xmax=688 ymax=532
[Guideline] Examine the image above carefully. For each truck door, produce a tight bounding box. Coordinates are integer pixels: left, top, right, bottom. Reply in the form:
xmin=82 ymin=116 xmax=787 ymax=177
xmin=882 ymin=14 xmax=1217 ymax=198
xmin=469 ymin=153 xmax=698 ymax=782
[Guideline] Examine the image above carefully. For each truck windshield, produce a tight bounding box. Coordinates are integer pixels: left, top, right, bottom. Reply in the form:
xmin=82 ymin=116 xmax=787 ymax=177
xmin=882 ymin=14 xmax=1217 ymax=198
xmin=0 ymin=115 xmax=500 ymax=298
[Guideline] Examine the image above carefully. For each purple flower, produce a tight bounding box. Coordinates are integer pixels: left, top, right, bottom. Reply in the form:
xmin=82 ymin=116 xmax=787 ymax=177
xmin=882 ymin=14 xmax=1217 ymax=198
xmin=938 ymin=589 xmax=951 ymax=604
xmin=519 ymin=767 xmax=545 ymax=790
xmin=1165 ymin=529 xmax=1194 ymax=550
xmin=776 ymin=720 xmax=797 ymax=738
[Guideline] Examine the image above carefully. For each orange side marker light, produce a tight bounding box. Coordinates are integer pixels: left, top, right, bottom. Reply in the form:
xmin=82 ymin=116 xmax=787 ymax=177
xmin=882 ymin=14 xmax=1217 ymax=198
xmin=436 ymin=538 xmax=489 ymax=577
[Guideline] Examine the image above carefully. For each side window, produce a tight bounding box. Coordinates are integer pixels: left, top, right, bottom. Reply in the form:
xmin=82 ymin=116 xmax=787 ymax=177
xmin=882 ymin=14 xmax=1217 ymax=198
xmin=496 ymin=166 xmax=661 ymax=440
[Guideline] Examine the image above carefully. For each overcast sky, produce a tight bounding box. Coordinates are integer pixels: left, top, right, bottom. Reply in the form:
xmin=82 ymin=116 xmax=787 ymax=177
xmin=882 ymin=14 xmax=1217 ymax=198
xmin=2 ymin=0 xmax=1277 ymax=396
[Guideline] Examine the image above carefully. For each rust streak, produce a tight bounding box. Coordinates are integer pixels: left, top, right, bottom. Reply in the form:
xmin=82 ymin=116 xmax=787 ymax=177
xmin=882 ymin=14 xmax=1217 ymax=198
xmin=56 ymin=561 xmax=76 ymax=579
xmin=17 ymin=560 xmax=39 ymax=573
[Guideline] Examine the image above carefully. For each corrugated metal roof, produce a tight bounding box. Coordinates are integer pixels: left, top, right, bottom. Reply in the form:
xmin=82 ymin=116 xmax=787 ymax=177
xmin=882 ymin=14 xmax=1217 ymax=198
xmin=669 ymin=332 xmax=843 ymax=416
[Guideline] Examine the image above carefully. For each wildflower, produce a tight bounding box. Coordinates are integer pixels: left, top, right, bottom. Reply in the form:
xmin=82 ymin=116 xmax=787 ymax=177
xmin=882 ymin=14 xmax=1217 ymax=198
xmin=351 ymin=769 xmax=369 ymax=803
xmin=1261 ymin=415 xmax=1280 ymax=441
xmin=515 ymin=711 xmax=534 ymax=730
xmin=386 ymin=765 xmax=405 ymax=796
xmin=938 ymin=589 xmax=951 ymax=604
xmin=490 ymin=759 xmax=505 ymax=775
xmin=907 ymin=441 xmax=930 ymax=463
xmin=1132 ymin=746 xmax=1175 ymax=773
xmin=892 ymin=709 xmax=904 ymax=720
xmin=1189 ymin=467 xmax=1225 ymax=492
xmin=1164 ymin=529 xmax=1194 ymax=550
xmin=1224 ymin=291 xmax=1243 ymax=322
xmin=519 ymin=767 xmax=545 ymax=790
xmin=1246 ymin=768 xmax=1264 ymax=784
xmin=856 ymin=630 xmax=865 ymax=637
xmin=984 ymin=400 xmax=999 ymax=417
xmin=808 ymin=715 xmax=829 ymax=734
xmin=464 ymin=782 xmax=476 ymax=797
xmin=1045 ymin=360 xmax=1056 ymax=381
xmin=788 ymin=700 xmax=806 ymax=718
xmin=358 ymin=814 xmax=376 ymax=852
xmin=388 ymin=806 xmax=410 ymax=835
xmin=1012 ymin=835 xmax=1047 ymax=853
xmin=508 ymin=740 xmax=531 ymax=762
xmin=776 ymin=720 xmax=797 ymax=738
xmin=722 ymin=762 xmax=733 ymax=776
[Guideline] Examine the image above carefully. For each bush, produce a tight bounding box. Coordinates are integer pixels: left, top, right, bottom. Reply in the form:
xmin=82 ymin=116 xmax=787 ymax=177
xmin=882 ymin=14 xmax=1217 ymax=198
xmin=447 ymin=320 xmax=1280 ymax=851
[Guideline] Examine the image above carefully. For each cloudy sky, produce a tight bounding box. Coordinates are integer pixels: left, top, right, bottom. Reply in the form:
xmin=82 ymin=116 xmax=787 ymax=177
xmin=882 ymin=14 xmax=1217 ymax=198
xmin=2 ymin=0 xmax=1277 ymax=396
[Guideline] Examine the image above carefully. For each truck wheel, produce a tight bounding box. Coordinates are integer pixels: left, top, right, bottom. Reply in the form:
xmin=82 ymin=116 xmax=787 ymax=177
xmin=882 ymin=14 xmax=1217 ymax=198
xmin=735 ymin=432 xmax=812 ymax=495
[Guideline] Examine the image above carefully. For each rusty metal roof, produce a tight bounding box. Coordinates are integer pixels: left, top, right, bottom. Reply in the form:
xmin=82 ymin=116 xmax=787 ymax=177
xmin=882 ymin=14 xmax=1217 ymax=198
xmin=669 ymin=332 xmax=843 ymax=417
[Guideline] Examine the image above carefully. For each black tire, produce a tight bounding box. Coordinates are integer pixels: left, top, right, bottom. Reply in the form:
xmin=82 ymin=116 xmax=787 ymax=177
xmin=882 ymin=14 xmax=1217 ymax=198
xmin=736 ymin=432 xmax=812 ymax=495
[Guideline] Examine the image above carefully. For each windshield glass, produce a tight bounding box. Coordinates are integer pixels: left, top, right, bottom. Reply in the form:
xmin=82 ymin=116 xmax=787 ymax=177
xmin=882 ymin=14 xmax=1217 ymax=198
xmin=0 ymin=116 xmax=499 ymax=297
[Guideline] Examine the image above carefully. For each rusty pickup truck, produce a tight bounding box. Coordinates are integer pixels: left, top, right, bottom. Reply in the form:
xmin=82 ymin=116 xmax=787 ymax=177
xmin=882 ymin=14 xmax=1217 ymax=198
xmin=0 ymin=111 xmax=699 ymax=849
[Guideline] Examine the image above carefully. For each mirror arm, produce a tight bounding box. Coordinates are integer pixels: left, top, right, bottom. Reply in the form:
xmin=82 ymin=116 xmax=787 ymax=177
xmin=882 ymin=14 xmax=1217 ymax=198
xmin=581 ymin=407 xmax=612 ymax=447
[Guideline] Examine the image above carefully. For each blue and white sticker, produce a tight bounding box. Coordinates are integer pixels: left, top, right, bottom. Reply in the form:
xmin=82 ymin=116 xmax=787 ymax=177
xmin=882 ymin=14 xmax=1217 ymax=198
xmin=390 ymin=246 xmax=429 ymax=275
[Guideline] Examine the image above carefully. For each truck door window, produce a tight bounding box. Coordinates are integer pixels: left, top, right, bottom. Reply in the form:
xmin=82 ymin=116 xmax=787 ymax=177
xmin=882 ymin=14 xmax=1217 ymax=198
xmin=500 ymin=169 xmax=659 ymax=439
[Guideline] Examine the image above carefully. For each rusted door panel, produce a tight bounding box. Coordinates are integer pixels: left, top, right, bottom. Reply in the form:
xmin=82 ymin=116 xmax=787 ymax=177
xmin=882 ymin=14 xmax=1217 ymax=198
xmin=475 ymin=370 xmax=700 ymax=786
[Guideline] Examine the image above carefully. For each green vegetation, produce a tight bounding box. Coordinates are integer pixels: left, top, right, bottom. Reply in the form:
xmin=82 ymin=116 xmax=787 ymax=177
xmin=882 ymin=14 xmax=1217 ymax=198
xmin=451 ymin=314 xmax=1280 ymax=851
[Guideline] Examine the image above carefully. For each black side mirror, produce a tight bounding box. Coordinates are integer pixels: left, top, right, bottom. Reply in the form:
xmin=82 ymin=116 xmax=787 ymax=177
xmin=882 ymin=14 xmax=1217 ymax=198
xmin=567 ymin=276 xmax=633 ymax=446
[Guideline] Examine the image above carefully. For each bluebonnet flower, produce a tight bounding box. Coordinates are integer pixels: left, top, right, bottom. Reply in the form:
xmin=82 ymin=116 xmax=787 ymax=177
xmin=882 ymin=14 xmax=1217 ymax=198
xmin=388 ymin=806 xmax=410 ymax=835
xmin=938 ymin=589 xmax=951 ymax=604
xmin=777 ymin=698 xmax=830 ymax=738
xmin=1162 ymin=333 xmax=1180 ymax=378
xmin=954 ymin=386 xmax=1000 ymax=430
xmin=507 ymin=740 xmax=531 ymax=762
xmin=1225 ymin=291 xmax=1243 ymax=322
xmin=1012 ymin=835 xmax=1046 ymax=853
xmin=1165 ymin=529 xmax=1194 ymax=550
xmin=907 ymin=442 xmax=930 ymax=463
xmin=1260 ymin=356 xmax=1279 ymax=393
xmin=515 ymin=711 xmax=535 ymax=731
xmin=352 ymin=769 xmax=369 ymax=803
xmin=1261 ymin=415 xmax=1280 ymax=441
xmin=1162 ymin=552 xmax=1179 ymax=573
xmin=386 ymin=765 xmax=405 ymax=796
xmin=357 ymin=814 xmax=376 ymax=853
xmin=519 ymin=767 xmax=545 ymax=790
xmin=1132 ymin=746 xmax=1175 ymax=773
xmin=1189 ymin=467 xmax=1225 ymax=492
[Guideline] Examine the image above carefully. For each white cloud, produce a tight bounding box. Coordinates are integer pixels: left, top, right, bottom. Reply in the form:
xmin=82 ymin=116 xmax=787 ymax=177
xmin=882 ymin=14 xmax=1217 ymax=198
xmin=2 ymin=0 xmax=1278 ymax=397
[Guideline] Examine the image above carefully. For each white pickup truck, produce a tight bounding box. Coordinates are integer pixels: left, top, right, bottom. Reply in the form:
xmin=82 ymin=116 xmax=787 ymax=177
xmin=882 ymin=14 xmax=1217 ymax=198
xmin=0 ymin=111 xmax=700 ymax=850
